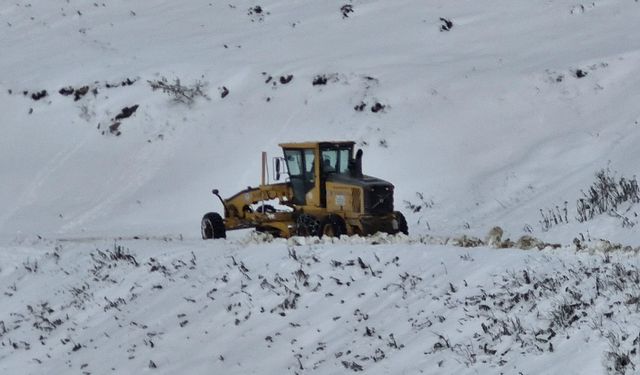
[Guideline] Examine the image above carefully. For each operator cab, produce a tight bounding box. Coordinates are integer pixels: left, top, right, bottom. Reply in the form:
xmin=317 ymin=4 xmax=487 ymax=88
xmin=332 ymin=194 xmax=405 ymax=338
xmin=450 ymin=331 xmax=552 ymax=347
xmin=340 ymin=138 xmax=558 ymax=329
xmin=280 ymin=141 xmax=355 ymax=207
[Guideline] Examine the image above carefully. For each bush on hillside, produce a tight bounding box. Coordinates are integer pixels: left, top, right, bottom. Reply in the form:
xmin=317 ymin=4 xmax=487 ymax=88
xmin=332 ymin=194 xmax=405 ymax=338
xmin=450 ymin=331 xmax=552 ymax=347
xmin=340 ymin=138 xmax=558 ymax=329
xmin=148 ymin=76 xmax=210 ymax=106
xmin=538 ymin=168 xmax=640 ymax=231
xmin=539 ymin=202 xmax=569 ymax=232
xmin=577 ymin=168 xmax=640 ymax=223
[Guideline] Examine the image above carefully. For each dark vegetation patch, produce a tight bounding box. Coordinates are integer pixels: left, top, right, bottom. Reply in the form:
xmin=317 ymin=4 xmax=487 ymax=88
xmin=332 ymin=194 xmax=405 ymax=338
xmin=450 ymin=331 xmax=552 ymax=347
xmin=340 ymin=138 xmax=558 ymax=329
xmin=56 ymin=78 xmax=136 ymax=102
xmin=439 ymin=18 xmax=453 ymax=32
xmin=574 ymin=69 xmax=588 ymax=78
xmin=73 ymin=86 xmax=90 ymax=101
xmin=279 ymin=75 xmax=293 ymax=84
xmin=105 ymin=78 xmax=137 ymax=88
xmin=10 ymin=89 xmax=48 ymax=101
xmin=248 ymin=5 xmax=269 ymax=22
xmin=102 ymin=105 xmax=139 ymax=136
xmin=262 ymin=72 xmax=295 ymax=89
xmin=545 ymin=63 xmax=607 ymax=85
xmin=220 ymin=86 xmax=230 ymax=98
xmin=370 ymin=102 xmax=385 ymax=113
xmin=30 ymin=90 xmax=48 ymax=101
xmin=313 ymin=75 xmax=329 ymax=86
xmin=58 ymin=87 xmax=74 ymax=96
xmin=341 ymin=4 xmax=354 ymax=18
xmin=57 ymin=85 xmax=97 ymax=101
xmin=354 ymin=101 xmax=387 ymax=113
xmin=105 ymin=122 xmax=122 ymax=135
xmin=312 ymin=73 xmax=340 ymax=86
xmin=114 ymin=105 xmax=139 ymax=121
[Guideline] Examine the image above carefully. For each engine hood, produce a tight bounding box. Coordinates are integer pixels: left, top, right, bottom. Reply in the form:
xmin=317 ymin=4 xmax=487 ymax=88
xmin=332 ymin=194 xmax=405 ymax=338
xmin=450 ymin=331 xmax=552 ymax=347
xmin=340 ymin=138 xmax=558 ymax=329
xmin=325 ymin=174 xmax=394 ymax=188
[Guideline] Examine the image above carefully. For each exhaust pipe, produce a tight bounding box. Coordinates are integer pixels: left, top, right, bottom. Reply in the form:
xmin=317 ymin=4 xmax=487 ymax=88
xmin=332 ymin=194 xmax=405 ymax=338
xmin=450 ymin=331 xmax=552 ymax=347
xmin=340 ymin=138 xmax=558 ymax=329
xmin=261 ymin=151 xmax=267 ymax=185
xmin=350 ymin=149 xmax=363 ymax=178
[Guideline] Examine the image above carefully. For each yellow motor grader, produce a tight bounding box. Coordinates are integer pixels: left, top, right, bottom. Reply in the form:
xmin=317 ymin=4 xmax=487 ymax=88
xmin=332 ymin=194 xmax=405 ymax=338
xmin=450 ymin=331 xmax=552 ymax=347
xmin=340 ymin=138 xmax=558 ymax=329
xmin=201 ymin=141 xmax=407 ymax=239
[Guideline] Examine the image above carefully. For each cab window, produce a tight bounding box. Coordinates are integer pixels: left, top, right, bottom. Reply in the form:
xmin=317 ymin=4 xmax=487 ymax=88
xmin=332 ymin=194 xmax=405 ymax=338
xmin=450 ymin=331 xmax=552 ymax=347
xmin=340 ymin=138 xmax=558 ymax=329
xmin=338 ymin=149 xmax=349 ymax=173
xmin=284 ymin=150 xmax=302 ymax=176
xmin=321 ymin=147 xmax=351 ymax=174
xmin=284 ymin=148 xmax=316 ymax=205
xmin=304 ymin=149 xmax=315 ymax=176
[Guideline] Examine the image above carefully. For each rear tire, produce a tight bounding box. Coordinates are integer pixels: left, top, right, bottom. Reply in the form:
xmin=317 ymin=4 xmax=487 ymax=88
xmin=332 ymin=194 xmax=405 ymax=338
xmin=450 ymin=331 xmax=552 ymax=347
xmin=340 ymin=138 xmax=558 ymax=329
xmin=202 ymin=212 xmax=226 ymax=239
xmin=394 ymin=211 xmax=408 ymax=235
xmin=320 ymin=215 xmax=347 ymax=238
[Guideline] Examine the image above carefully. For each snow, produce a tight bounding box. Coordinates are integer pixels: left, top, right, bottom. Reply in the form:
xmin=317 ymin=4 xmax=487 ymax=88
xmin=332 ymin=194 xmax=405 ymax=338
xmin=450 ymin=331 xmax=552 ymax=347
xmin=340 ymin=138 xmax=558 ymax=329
xmin=2 ymin=236 xmax=640 ymax=374
xmin=1 ymin=237 xmax=638 ymax=375
xmin=2 ymin=0 xmax=640 ymax=373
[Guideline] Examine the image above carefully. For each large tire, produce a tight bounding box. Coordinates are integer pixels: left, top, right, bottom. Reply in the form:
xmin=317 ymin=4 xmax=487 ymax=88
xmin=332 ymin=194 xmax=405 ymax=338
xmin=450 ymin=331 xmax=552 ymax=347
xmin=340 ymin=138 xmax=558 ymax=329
xmin=295 ymin=213 xmax=321 ymax=237
xmin=394 ymin=211 xmax=408 ymax=235
xmin=319 ymin=215 xmax=347 ymax=238
xmin=202 ymin=212 xmax=226 ymax=239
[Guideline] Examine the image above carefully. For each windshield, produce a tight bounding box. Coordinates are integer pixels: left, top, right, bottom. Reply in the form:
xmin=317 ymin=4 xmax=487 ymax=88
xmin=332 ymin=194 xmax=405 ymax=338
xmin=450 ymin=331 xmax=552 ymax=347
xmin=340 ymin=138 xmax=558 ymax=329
xmin=321 ymin=147 xmax=351 ymax=174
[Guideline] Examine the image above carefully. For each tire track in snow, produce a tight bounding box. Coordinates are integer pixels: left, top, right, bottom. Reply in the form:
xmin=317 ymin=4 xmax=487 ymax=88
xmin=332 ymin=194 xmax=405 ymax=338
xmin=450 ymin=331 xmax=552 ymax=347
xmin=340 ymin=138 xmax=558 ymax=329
xmin=0 ymin=133 xmax=92 ymax=233
xmin=57 ymin=140 xmax=177 ymax=234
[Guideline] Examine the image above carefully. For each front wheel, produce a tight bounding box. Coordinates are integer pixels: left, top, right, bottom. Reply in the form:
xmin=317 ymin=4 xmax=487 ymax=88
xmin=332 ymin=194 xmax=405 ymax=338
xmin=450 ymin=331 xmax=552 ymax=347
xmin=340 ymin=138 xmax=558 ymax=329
xmin=202 ymin=212 xmax=226 ymax=239
xmin=394 ymin=211 xmax=408 ymax=235
xmin=320 ymin=215 xmax=347 ymax=238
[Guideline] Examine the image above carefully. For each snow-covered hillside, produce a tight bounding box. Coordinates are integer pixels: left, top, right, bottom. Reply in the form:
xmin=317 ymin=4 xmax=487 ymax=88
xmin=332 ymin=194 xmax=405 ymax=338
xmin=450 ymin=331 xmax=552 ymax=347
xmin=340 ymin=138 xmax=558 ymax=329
xmin=3 ymin=0 xmax=640 ymax=373
xmin=2 ymin=0 xmax=640 ymax=242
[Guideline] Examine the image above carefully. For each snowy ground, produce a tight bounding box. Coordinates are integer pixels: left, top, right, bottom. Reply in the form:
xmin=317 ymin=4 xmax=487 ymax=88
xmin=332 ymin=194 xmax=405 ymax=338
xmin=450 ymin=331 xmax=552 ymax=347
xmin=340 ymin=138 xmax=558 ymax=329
xmin=2 ymin=0 xmax=640 ymax=373
xmin=3 ymin=236 xmax=640 ymax=375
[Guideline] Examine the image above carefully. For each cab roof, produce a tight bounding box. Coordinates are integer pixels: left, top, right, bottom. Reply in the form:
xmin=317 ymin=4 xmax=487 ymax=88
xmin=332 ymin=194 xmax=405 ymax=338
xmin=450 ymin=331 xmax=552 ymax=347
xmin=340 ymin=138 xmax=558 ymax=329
xmin=279 ymin=141 xmax=355 ymax=149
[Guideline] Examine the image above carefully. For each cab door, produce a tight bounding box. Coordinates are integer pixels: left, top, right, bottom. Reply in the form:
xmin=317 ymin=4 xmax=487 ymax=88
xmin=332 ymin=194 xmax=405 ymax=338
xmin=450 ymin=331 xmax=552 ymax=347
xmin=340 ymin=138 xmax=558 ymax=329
xmin=284 ymin=148 xmax=318 ymax=206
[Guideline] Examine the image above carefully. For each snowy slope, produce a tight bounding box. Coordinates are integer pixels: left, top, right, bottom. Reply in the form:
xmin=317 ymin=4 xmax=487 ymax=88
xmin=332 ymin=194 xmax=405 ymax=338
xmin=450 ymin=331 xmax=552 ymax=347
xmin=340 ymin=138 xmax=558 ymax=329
xmin=2 ymin=0 xmax=640 ymax=243
xmin=3 ymin=0 xmax=640 ymax=373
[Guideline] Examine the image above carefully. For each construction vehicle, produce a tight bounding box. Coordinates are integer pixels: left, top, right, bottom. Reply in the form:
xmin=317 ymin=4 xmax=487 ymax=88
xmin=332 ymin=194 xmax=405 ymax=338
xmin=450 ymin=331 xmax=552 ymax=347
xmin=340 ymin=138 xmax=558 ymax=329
xmin=201 ymin=141 xmax=408 ymax=239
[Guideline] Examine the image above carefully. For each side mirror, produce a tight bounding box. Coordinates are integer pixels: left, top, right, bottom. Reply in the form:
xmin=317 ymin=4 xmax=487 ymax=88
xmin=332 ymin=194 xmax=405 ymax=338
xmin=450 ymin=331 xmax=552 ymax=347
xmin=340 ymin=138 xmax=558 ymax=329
xmin=212 ymin=189 xmax=219 ymax=195
xmin=273 ymin=157 xmax=287 ymax=181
